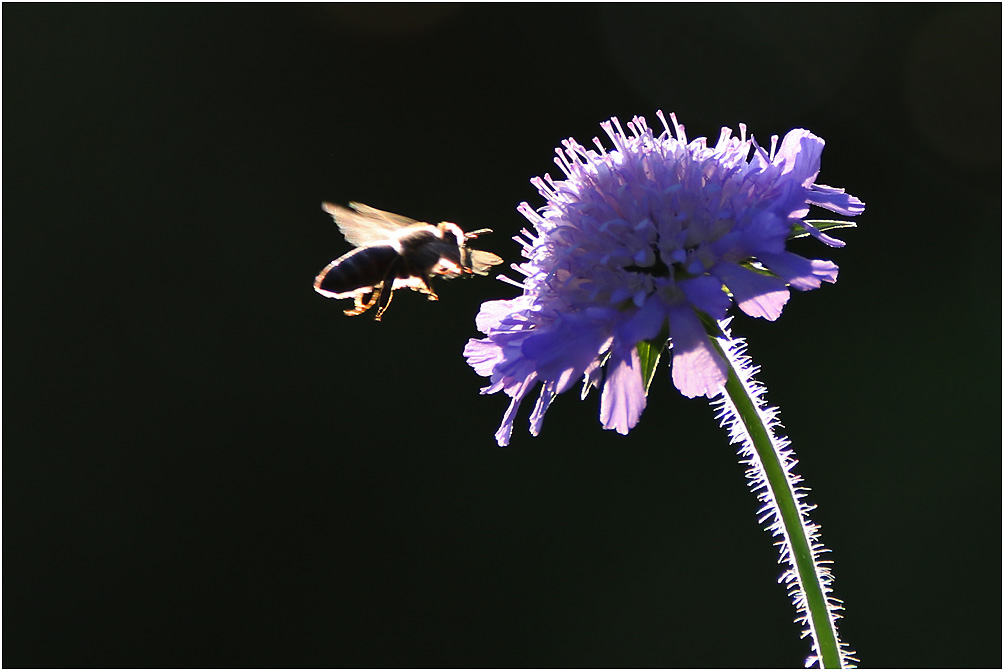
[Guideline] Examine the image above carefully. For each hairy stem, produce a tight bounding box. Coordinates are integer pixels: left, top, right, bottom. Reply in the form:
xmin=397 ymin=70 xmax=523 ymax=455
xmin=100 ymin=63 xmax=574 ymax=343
xmin=710 ymin=327 xmax=852 ymax=668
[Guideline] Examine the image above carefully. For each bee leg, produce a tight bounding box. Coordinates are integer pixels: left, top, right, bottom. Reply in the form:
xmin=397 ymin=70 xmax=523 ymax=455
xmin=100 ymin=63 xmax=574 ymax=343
xmin=344 ymin=288 xmax=381 ymax=317
xmin=373 ymin=286 xmax=396 ymax=321
xmin=417 ymin=274 xmax=439 ymax=302
xmin=373 ymin=258 xmax=403 ymax=321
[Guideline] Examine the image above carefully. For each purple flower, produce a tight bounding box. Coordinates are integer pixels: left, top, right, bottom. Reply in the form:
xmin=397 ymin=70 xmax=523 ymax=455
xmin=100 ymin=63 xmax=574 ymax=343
xmin=465 ymin=113 xmax=864 ymax=446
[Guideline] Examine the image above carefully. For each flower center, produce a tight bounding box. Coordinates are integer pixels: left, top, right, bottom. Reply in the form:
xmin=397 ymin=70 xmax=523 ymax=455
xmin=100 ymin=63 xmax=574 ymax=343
xmin=623 ymin=245 xmax=671 ymax=278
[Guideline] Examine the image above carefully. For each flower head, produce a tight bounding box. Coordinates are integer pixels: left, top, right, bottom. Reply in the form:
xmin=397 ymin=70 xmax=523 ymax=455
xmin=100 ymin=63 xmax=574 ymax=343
xmin=465 ymin=113 xmax=864 ymax=446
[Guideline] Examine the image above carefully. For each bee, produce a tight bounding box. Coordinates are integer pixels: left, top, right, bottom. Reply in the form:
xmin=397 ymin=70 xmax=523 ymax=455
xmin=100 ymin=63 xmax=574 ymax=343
xmin=313 ymin=202 xmax=503 ymax=321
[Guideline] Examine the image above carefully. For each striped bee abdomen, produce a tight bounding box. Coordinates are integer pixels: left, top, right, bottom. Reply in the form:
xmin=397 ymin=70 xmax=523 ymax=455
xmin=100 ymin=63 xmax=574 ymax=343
xmin=314 ymin=244 xmax=400 ymax=297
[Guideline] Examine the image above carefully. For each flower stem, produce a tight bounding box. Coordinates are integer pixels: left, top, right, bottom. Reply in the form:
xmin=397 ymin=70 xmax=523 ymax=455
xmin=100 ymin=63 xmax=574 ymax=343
xmin=710 ymin=331 xmax=851 ymax=668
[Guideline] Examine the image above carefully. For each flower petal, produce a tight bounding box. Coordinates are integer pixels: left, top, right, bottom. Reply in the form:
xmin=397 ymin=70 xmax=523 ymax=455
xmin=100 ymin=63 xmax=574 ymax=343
xmin=474 ymin=299 xmax=515 ymax=333
xmin=799 ymin=220 xmax=847 ymax=248
xmin=616 ymin=296 xmax=668 ymax=345
xmin=668 ymin=305 xmax=728 ymax=398
xmin=464 ymin=338 xmax=504 ymax=378
xmin=758 ymin=251 xmax=838 ymax=291
xmin=494 ymin=373 xmax=538 ymax=446
xmin=678 ymin=275 xmax=732 ymax=321
xmin=529 ymin=381 xmax=557 ymax=436
xmin=807 ymin=183 xmax=866 ymax=216
xmin=775 ymin=129 xmax=824 ymax=186
xmin=520 ymin=316 xmax=612 ymax=391
xmin=599 ymin=347 xmax=647 ymax=435
xmin=711 ymin=262 xmax=790 ymax=321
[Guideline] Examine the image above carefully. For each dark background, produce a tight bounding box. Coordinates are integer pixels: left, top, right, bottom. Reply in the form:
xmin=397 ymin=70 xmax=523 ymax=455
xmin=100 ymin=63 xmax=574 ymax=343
xmin=5 ymin=4 xmax=1000 ymax=668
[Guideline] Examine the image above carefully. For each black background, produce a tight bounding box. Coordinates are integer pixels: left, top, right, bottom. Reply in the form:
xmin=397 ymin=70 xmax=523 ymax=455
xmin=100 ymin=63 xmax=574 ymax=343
xmin=5 ymin=4 xmax=1001 ymax=668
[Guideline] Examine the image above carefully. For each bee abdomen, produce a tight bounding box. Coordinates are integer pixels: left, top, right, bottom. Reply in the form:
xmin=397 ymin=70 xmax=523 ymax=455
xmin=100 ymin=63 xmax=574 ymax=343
xmin=314 ymin=245 xmax=399 ymax=297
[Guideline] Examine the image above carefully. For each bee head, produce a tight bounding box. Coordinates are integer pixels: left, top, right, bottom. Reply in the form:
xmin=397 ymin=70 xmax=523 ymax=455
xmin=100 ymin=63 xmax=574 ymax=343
xmin=428 ymin=221 xmax=465 ymax=273
xmin=436 ymin=222 xmax=466 ymax=248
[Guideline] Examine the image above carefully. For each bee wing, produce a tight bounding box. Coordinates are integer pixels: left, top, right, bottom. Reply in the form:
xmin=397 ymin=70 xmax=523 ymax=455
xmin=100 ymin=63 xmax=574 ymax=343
xmin=321 ymin=202 xmax=420 ymax=247
xmin=347 ymin=202 xmax=421 ymax=228
xmin=465 ymin=249 xmax=504 ymax=276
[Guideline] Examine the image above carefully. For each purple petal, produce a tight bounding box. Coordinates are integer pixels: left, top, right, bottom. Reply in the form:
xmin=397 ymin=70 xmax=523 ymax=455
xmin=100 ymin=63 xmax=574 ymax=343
xmin=799 ymin=220 xmax=847 ymax=248
xmin=616 ymin=296 xmax=668 ymax=345
xmin=775 ymin=129 xmax=824 ymax=186
xmin=709 ymin=210 xmax=787 ymax=262
xmin=599 ymin=347 xmax=647 ymax=435
xmin=475 ymin=298 xmax=521 ymax=333
xmin=483 ymin=342 xmax=541 ymax=397
xmin=807 ymin=183 xmax=865 ymax=216
xmin=464 ymin=338 xmax=504 ymax=378
xmin=581 ymin=357 xmax=603 ymax=400
xmin=529 ymin=382 xmax=557 ymax=436
xmin=668 ymin=305 xmax=728 ymax=398
xmin=758 ymin=251 xmax=838 ymax=291
xmin=678 ymin=275 xmax=732 ymax=321
xmin=743 ymin=211 xmax=790 ymax=254
xmin=495 ymin=373 xmax=538 ymax=447
xmin=520 ymin=318 xmax=610 ymax=390
xmin=711 ymin=262 xmax=790 ymax=321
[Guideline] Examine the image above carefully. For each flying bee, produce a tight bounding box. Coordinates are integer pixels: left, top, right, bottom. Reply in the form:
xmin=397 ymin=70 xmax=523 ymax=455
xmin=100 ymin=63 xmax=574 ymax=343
xmin=313 ymin=202 xmax=504 ymax=321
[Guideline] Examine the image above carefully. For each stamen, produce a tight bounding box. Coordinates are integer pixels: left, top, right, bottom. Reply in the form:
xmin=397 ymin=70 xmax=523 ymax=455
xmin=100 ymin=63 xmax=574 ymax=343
xmin=610 ymin=116 xmax=627 ymax=139
xmin=600 ymin=119 xmax=628 ymax=154
xmin=751 ymin=136 xmax=771 ymax=163
xmin=553 ymin=146 xmax=574 ymax=177
xmin=669 ymin=112 xmax=687 ymax=143
xmin=553 ymin=156 xmax=571 ymax=177
xmin=517 ymin=202 xmax=544 ymax=225
xmin=530 ymin=176 xmax=558 ymax=201
xmin=511 ymin=262 xmax=532 ymax=277
xmin=717 ymin=127 xmax=732 ymax=151
xmin=655 ymin=110 xmax=672 ymax=137
xmin=497 ymin=274 xmax=526 ymax=289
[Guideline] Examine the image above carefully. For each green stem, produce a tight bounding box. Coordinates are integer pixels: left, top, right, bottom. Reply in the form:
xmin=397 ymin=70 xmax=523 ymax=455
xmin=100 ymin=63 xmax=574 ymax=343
xmin=712 ymin=335 xmax=847 ymax=668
